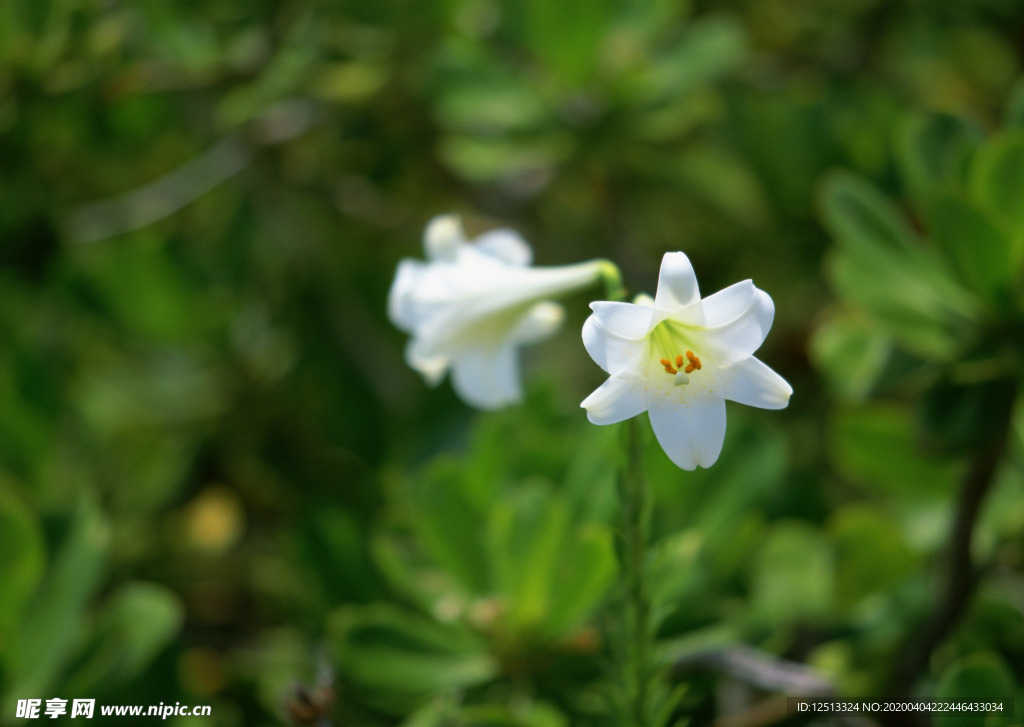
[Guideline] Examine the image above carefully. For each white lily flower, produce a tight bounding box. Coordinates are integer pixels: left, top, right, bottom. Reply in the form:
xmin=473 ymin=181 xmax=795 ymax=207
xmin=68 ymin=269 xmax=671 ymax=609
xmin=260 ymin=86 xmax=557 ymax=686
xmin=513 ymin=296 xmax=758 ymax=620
xmin=581 ymin=252 xmax=792 ymax=470
xmin=389 ymin=214 xmax=606 ymax=410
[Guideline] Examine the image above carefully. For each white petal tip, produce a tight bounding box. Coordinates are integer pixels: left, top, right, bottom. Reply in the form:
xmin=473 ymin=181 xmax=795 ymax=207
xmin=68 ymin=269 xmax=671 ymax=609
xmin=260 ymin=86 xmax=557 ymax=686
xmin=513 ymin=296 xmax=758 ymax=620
xmin=424 ymin=214 xmax=464 ymax=261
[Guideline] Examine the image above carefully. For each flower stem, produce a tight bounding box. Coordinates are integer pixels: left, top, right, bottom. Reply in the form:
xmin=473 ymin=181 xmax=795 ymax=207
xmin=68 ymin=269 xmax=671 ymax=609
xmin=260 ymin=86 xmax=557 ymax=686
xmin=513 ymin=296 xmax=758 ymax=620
xmin=618 ymin=418 xmax=652 ymax=727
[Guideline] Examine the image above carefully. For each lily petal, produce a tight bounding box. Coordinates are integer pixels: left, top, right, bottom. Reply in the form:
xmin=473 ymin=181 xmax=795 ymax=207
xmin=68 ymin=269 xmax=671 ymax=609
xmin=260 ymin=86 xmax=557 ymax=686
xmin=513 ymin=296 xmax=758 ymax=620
xmin=700 ymin=280 xmax=756 ymax=327
xmin=720 ymin=356 xmax=792 ymax=410
xmin=653 ymin=252 xmax=700 ymax=311
xmin=451 ymin=345 xmax=521 ymax=410
xmin=424 ymin=215 xmax=465 ymax=261
xmin=703 ymin=289 xmax=775 ymax=364
xmin=647 ymin=382 xmax=727 ymax=470
xmin=582 ymin=315 xmax=645 ymax=374
xmin=588 ymin=301 xmax=655 ymax=339
xmin=405 ymin=338 xmax=448 ymax=386
xmin=475 ymin=229 xmax=533 ymax=266
xmin=582 ymin=372 xmax=647 ymax=425
xmin=510 ymin=302 xmax=564 ymax=345
xmin=387 ymin=259 xmax=424 ymax=331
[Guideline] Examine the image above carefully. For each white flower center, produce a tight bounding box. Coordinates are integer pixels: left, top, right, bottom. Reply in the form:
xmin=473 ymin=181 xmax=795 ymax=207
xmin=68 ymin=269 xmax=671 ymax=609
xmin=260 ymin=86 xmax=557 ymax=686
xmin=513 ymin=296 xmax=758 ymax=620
xmin=649 ymin=319 xmax=706 ymax=392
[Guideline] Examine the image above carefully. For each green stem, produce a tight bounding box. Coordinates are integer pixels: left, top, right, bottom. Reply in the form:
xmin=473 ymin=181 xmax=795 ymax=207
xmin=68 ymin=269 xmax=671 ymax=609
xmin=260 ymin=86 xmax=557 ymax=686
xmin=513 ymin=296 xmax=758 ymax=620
xmin=618 ymin=418 xmax=651 ymax=727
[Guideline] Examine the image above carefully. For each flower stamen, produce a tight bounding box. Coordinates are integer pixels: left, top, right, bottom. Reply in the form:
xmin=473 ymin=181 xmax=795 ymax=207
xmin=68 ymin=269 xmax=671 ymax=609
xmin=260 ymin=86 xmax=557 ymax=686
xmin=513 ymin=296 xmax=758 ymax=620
xmin=684 ymin=350 xmax=702 ymax=373
xmin=661 ymin=351 xmax=702 ymax=377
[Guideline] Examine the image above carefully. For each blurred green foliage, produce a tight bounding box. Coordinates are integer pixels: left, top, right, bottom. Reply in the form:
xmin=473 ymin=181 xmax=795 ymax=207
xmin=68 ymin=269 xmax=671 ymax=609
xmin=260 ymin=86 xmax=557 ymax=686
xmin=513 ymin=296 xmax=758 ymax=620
xmin=1 ymin=0 xmax=1024 ymax=725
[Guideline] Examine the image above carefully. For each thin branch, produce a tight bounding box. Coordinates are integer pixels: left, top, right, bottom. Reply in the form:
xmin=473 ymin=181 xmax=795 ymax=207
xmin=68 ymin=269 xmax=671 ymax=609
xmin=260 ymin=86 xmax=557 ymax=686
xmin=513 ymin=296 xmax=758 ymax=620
xmin=888 ymin=379 xmax=1017 ymax=722
xmin=675 ymin=646 xmax=878 ymax=727
xmin=674 ymin=645 xmax=836 ymax=698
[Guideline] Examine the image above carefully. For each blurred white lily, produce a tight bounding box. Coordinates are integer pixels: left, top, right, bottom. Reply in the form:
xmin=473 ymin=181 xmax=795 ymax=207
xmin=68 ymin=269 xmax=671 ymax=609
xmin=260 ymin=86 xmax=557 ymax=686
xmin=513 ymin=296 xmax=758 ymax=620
xmin=389 ymin=215 xmax=606 ymax=410
xmin=581 ymin=252 xmax=792 ymax=470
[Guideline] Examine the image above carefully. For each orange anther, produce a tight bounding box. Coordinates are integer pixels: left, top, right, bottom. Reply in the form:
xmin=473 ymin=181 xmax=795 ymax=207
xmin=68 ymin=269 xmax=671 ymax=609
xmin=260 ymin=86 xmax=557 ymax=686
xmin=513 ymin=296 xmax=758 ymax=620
xmin=675 ymin=355 xmax=684 ymax=367
xmin=686 ymin=350 xmax=696 ymax=362
xmin=684 ymin=363 xmax=696 ymax=374
xmin=663 ymin=364 xmax=677 ymax=374
xmin=660 ymin=358 xmax=671 ymax=367
xmin=693 ymin=357 xmax=702 ymax=370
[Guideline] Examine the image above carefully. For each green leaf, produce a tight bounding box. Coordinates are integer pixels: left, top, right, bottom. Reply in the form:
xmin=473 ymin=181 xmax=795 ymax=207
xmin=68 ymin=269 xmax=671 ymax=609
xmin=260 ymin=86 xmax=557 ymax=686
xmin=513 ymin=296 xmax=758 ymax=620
xmin=820 ymin=170 xmax=918 ymax=255
xmin=933 ymin=653 xmax=1016 ymax=727
xmin=435 ymin=78 xmax=548 ymax=134
xmin=926 ymin=193 xmax=1013 ymax=300
xmin=216 ymin=15 xmax=318 ymax=128
xmin=73 ymin=237 xmax=209 ymax=342
xmin=544 ymin=525 xmax=616 ymax=638
xmin=487 ymin=485 xmax=570 ymax=634
xmin=1002 ymin=76 xmax=1024 ymax=128
xmin=809 ymin=313 xmax=891 ymax=402
xmin=896 ymin=112 xmax=982 ymax=205
xmin=561 ymin=423 xmax=619 ymax=525
xmin=483 ymin=485 xmax=615 ymax=639
xmin=437 ymin=133 xmax=571 ymax=183
xmin=829 ymin=507 xmax=916 ymax=609
xmin=825 ymin=247 xmax=961 ymax=359
xmin=820 ymin=173 xmax=979 ymax=356
xmin=403 ymin=698 xmax=569 ymax=727
xmin=674 ymin=142 xmax=770 ymax=228
xmin=64 ymin=582 xmax=184 ymax=695
xmin=0 ymin=489 xmax=45 ymax=656
xmin=9 ymin=493 xmax=109 ymax=698
xmin=968 ymin=131 xmax=1024 ymax=264
xmin=750 ymin=522 xmax=833 ymax=626
xmin=329 ymin=604 xmax=494 ymax=703
xmin=918 ymin=376 xmax=1017 ymax=453
xmin=631 ymin=17 xmax=747 ymax=103
xmin=297 ymin=508 xmax=380 ymax=604
xmin=519 ymin=0 xmax=612 ymax=85
xmin=830 ymin=404 xmax=960 ymax=498
xmin=461 ymin=701 xmax=569 ymax=727
xmin=407 ymin=458 xmax=491 ymax=594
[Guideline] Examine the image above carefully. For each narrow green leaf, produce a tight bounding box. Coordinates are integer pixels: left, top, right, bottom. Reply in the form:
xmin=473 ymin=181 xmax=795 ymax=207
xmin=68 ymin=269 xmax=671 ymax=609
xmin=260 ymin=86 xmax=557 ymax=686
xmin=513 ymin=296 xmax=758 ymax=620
xmin=926 ymin=193 xmax=1013 ymax=299
xmin=544 ymin=525 xmax=616 ymax=637
xmin=634 ymin=17 xmax=747 ymax=102
xmin=820 ymin=170 xmax=917 ymax=254
xmin=521 ymin=0 xmax=611 ymax=85
xmin=968 ymin=131 xmax=1024 ymax=265
xmin=408 ymin=459 xmax=491 ymax=594
xmin=809 ymin=314 xmax=891 ymax=402
xmin=820 ymin=171 xmax=979 ymax=356
xmin=896 ymin=112 xmax=981 ymax=205
xmin=9 ymin=493 xmax=109 ymax=698
xmin=64 ymin=582 xmax=184 ymax=695
xmin=487 ymin=486 xmax=569 ymax=633
xmin=329 ymin=604 xmax=493 ymax=699
xmin=0 ymin=490 xmax=45 ymax=656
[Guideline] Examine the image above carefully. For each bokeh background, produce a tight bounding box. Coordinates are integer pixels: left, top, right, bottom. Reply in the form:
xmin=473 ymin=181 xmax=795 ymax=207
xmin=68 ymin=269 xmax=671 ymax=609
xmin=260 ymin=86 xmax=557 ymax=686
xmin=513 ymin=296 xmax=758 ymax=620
xmin=2 ymin=1 xmax=1024 ymax=725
